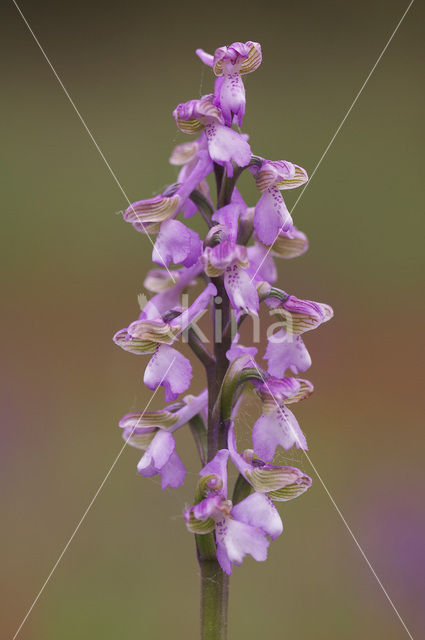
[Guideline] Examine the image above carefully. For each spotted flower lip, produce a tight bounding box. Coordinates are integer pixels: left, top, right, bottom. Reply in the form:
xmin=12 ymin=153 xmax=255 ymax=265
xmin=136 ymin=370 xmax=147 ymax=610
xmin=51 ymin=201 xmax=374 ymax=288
xmin=202 ymin=234 xmax=259 ymax=315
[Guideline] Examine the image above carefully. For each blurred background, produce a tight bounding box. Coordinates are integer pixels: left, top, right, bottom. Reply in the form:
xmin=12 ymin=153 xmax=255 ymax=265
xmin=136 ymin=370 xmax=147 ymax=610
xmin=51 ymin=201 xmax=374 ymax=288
xmin=1 ymin=0 xmax=424 ymax=638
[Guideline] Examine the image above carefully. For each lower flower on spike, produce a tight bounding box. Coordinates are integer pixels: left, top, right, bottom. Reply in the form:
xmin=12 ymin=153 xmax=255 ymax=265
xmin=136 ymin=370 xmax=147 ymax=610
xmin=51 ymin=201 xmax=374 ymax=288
xmin=184 ymin=450 xmax=282 ymax=575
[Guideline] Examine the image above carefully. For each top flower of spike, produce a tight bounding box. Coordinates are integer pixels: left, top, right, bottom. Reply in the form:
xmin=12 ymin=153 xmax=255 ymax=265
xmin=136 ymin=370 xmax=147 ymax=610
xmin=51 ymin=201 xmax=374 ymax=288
xmin=196 ymin=41 xmax=262 ymax=127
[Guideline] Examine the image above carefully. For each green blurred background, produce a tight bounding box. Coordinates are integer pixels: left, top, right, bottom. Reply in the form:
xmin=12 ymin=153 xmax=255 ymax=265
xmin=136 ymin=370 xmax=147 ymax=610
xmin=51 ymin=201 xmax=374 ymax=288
xmin=2 ymin=0 xmax=424 ymax=638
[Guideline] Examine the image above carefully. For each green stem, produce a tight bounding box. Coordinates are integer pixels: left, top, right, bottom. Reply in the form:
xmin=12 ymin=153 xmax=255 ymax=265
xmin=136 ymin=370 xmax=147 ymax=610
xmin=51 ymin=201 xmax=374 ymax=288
xmin=196 ymin=534 xmax=228 ymax=640
xmin=199 ymin=557 xmax=229 ymax=640
xmin=197 ymin=168 xmax=237 ymax=640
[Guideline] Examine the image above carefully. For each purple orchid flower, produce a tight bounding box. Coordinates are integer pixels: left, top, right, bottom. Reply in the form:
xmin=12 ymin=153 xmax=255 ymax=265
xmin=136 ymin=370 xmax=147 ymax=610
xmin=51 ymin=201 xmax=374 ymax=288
xmin=120 ymin=389 xmax=208 ymax=489
xmin=250 ymin=159 xmax=309 ymax=246
xmin=202 ymin=206 xmax=259 ymax=315
xmin=114 ymin=283 xmax=217 ymax=400
xmin=184 ymin=449 xmax=282 ymax=575
xmin=196 ymin=41 xmax=262 ymax=127
xmin=173 ymin=96 xmax=251 ymax=177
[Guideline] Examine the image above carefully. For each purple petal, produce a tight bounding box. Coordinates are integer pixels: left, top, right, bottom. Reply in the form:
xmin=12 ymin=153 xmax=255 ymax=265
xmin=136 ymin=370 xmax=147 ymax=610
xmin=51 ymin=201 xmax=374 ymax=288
xmin=205 ymin=123 xmax=251 ymax=177
xmin=254 ymin=187 xmax=293 ymax=246
xmin=158 ymin=450 xmax=186 ymax=489
xmin=226 ymin=343 xmax=258 ymax=362
xmin=153 ymin=219 xmax=202 ymax=268
xmin=215 ymin=516 xmax=270 ymax=575
xmin=252 ymin=405 xmax=307 ymax=461
xmin=215 ymin=540 xmax=233 ymax=576
xmin=170 ymin=388 xmax=208 ymax=431
xmin=224 ymin=264 xmax=259 ymax=315
xmin=246 ymin=243 xmax=277 ymax=283
xmin=231 ymin=492 xmax=283 ymax=540
xmin=227 ymin=423 xmax=252 ymax=477
xmin=144 ymin=345 xmax=192 ymax=402
xmin=195 ymin=48 xmax=214 ymax=67
xmin=137 ymin=430 xmax=175 ymax=476
xmin=265 ymin=330 xmax=312 ymax=376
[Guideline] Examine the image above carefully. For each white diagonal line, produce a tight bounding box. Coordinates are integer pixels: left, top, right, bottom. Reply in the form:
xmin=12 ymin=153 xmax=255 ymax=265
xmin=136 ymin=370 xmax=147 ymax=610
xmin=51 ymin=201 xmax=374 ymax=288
xmin=250 ymin=0 xmax=415 ymax=283
xmin=11 ymin=357 xmax=176 ymax=640
xmin=11 ymin=0 xmax=176 ymax=283
xmin=249 ymin=359 xmax=414 ymax=640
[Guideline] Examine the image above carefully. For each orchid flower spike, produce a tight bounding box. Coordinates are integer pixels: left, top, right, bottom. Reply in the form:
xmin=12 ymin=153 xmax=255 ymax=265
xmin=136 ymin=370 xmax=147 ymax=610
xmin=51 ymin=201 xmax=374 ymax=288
xmin=114 ymin=40 xmax=333 ymax=628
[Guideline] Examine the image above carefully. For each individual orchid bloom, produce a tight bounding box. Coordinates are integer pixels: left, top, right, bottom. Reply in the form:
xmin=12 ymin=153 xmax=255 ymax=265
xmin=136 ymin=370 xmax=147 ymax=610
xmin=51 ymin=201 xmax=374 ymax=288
xmin=184 ymin=449 xmax=282 ymax=575
xmin=113 ymin=282 xmax=217 ymax=354
xmin=123 ymin=149 xmax=213 ymax=230
xmin=265 ymin=329 xmax=312 ymax=376
xmin=120 ymin=390 xmax=208 ymax=489
xmin=196 ymin=41 xmax=262 ymax=127
xmin=228 ymin=423 xmax=312 ymax=499
xmin=251 ymin=159 xmax=309 ymax=246
xmin=203 ymin=238 xmax=259 ymax=315
xmin=265 ymin=292 xmax=334 ymax=335
xmin=152 ymin=219 xmax=203 ymax=268
xmin=115 ymin=283 xmax=217 ymax=399
xmin=173 ymin=96 xmax=251 ymax=177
